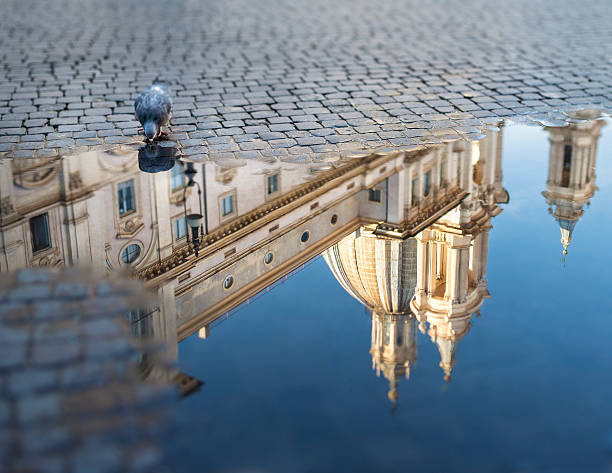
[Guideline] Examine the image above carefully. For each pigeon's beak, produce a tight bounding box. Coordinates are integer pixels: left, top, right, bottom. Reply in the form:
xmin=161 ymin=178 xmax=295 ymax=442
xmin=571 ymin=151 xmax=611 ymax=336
xmin=144 ymin=122 xmax=157 ymax=141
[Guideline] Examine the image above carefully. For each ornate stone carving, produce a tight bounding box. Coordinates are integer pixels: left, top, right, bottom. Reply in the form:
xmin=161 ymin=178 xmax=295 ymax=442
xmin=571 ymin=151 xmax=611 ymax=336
xmin=1 ymin=197 xmax=15 ymax=216
xmin=36 ymin=252 xmax=63 ymax=267
xmin=12 ymin=158 xmax=60 ymax=189
xmin=215 ymin=167 xmax=237 ymax=185
xmin=69 ymin=171 xmax=83 ymax=190
xmin=117 ymin=216 xmax=144 ymax=238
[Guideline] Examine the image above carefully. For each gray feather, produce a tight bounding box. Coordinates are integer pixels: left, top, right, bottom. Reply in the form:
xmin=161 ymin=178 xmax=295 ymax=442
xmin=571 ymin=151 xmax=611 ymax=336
xmin=135 ymin=83 xmax=172 ymax=128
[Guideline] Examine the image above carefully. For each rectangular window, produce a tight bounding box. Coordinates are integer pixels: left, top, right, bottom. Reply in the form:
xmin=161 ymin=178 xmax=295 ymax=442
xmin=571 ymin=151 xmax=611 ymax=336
xmin=267 ymin=174 xmax=279 ymax=195
xmin=368 ymin=188 xmax=381 ymax=203
xmin=30 ymin=213 xmax=51 ymax=253
xmin=125 ymin=309 xmax=153 ymax=338
xmin=440 ymin=162 xmax=445 ymax=187
xmin=171 ymin=163 xmax=185 ymax=191
xmin=222 ymin=194 xmax=234 ymax=217
xmin=563 ymin=144 xmax=572 ymax=170
xmin=117 ymin=179 xmax=135 ymax=215
xmin=561 ymin=144 xmax=572 ymax=188
xmin=174 ymin=217 xmax=187 ymax=240
xmin=424 ymin=170 xmax=432 ymax=197
xmin=411 ymin=178 xmax=419 ymax=205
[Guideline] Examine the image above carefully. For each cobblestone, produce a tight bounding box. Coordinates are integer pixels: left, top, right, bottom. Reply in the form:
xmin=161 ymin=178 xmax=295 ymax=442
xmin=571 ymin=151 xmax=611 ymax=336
xmin=0 ymin=269 xmax=173 ymax=473
xmin=0 ymin=0 xmax=611 ymax=163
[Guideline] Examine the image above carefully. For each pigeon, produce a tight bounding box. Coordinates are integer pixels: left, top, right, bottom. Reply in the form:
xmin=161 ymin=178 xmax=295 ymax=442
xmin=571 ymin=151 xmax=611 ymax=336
xmin=135 ymin=82 xmax=172 ymax=141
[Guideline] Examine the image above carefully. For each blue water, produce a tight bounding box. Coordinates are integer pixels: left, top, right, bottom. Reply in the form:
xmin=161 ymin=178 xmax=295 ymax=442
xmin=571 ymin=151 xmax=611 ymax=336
xmin=169 ymin=122 xmax=612 ymax=473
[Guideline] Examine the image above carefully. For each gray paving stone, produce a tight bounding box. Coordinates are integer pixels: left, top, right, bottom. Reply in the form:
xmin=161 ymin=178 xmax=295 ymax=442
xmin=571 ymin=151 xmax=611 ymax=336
xmin=46 ymin=139 xmax=76 ymax=148
xmin=0 ymin=0 xmax=610 ymax=164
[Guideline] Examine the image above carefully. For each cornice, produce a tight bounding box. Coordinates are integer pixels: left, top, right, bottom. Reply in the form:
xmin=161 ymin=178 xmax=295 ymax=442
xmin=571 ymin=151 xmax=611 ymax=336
xmin=137 ymin=152 xmax=399 ymax=282
xmin=176 ymin=217 xmax=362 ymax=341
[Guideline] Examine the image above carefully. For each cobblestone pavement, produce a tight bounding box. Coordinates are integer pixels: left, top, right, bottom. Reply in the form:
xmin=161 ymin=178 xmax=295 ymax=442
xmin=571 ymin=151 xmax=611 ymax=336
xmin=0 ymin=0 xmax=611 ymax=161
xmin=0 ymin=269 xmax=172 ymax=473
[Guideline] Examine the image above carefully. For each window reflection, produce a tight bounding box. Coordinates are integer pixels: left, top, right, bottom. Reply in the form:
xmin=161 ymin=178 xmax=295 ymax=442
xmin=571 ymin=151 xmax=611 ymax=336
xmin=222 ymin=194 xmax=234 ymax=217
xmin=29 ymin=213 xmax=51 ymax=253
xmin=174 ymin=217 xmax=187 ymax=240
xmin=267 ymin=174 xmax=279 ymax=195
xmin=171 ymin=162 xmax=185 ymax=191
xmin=121 ymin=243 xmax=141 ymax=264
xmin=117 ymin=179 xmax=135 ymax=215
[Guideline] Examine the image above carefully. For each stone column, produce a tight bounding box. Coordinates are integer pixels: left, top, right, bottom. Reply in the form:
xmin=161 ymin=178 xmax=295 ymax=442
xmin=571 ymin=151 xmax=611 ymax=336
xmin=448 ymin=235 xmax=471 ymax=304
xmin=548 ymin=138 xmax=561 ymax=185
xmin=152 ymin=172 xmax=173 ymax=260
xmin=415 ymin=230 xmax=430 ymax=305
xmin=470 ymin=232 xmax=482 ymax=284
xmin=494 ymin=127 xmax=504 ymax=187
xmin=406 ymin=163 xmax=414 ymax=207
xmin=386 ymin=169 xmax=404 ymax=224
xmin=434 ymin=148 xmax=442 ymax=194
xmin=155 ymin=278 xmax=179 ymax=362
xmin=569 ymin=143 xmax=579 ymax=189
xmin=0 ymin=161 xmax=26 ymax=271
xmin=58 ymin=157 xmax=93 ymax=265
xmin=436 ymin=240 xmax=443 ymax=280
xmin=479 ymin=227 xmax=491 ymax=283
xmin=60 ymin=199 xmax=93 ymax=265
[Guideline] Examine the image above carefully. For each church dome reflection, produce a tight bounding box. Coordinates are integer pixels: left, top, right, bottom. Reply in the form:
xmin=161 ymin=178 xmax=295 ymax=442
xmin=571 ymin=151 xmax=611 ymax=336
xmin=324 ymin=128 xmax=509 ymax=400
xmin=323 ymin=227 xmax=417 ymax=315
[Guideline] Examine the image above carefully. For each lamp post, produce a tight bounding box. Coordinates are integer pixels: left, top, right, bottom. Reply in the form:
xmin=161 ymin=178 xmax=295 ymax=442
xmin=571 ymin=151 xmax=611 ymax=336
xmin=182 ymin=162 xmax=204 ymax=257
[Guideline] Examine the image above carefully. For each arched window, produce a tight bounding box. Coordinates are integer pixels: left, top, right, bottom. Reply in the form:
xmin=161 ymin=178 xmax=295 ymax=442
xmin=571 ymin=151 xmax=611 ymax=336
xmin=121 ymin=244 xmax=141 ymax=264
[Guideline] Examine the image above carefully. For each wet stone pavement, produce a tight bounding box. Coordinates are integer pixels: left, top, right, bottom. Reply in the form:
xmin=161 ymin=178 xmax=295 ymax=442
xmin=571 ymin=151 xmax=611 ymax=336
xmin=0 ymin=269 xmax=173 ymax=473
xmin=0 ymin=0 xmax=611 ymax=161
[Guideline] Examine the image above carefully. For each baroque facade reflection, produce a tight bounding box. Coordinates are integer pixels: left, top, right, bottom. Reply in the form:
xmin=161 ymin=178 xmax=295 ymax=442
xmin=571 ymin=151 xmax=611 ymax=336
xmin=13 ymin=117 xmax=609 ymax=402
xmin=324 ymin=127 xmax=508 ymax=400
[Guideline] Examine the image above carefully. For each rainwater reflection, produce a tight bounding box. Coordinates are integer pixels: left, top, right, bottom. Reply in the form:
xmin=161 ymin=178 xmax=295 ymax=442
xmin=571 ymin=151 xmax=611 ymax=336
xmin=1 ymin=109 xmax=610 ymax=472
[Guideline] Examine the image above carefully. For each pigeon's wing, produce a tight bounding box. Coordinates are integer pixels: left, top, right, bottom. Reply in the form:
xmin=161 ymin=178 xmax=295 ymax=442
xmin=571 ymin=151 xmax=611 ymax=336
xmin=165 ymin=94 xmax=172 ymax=116
xmin=134 ymin=92 xmax=147 ymax=122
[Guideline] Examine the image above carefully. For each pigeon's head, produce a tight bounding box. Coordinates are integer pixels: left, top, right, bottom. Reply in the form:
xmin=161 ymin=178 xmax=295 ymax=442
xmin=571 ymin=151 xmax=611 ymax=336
xmin=143 ymin=120 xmax=159 ymax=141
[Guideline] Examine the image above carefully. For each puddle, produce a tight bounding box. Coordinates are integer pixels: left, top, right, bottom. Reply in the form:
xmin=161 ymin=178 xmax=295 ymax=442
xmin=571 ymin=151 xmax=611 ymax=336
xmin=2 ymin=109 xmax=612 ymax=472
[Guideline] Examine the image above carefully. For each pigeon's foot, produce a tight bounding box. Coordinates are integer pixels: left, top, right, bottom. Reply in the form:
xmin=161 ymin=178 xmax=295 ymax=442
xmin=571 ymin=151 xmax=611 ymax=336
xmin=157 ymin=130 xmax=170 ymax=140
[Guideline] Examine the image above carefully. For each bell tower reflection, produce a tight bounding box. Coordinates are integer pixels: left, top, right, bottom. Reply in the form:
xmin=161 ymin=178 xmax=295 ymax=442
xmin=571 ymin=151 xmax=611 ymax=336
xmin=370 ymin=313 xmax=417 ymax=403
xmin=542 ymin=110 xmax=605 ymax=257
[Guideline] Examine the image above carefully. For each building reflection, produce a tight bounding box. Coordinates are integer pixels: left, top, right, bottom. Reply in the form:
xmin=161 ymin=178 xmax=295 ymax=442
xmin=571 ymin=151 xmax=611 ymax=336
xmin=0 ymin=125 xmax=509 ymax=395
xmin=324 ymin=127 xmax=508 ymax=400
xmin=15 ymin=116 xmax=612 ymax=401
xmin=542 ymin=110 xmax=605 ymax=257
